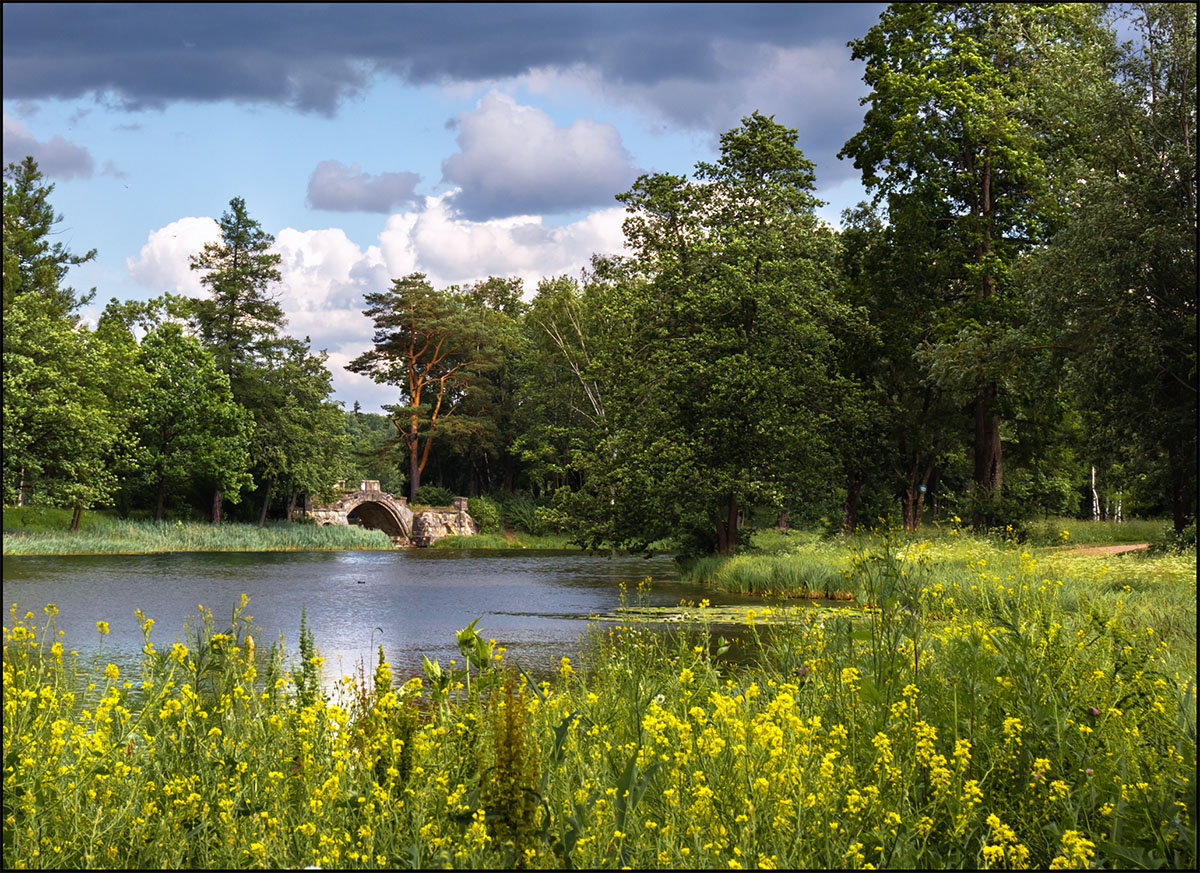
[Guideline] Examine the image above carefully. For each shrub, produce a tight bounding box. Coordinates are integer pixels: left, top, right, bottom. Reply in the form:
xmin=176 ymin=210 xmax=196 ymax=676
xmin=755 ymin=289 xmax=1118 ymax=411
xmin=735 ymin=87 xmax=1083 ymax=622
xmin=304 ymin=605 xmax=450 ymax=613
xmin=1150 ymin=520 xmax=1198 ymax=555
xmin=500 ymin=494 xmax=538 ymax=533
xmin=467 ymin=496 xmax=502 ymax=533
xmin=414 ymin=484 xmax=455 ymax=507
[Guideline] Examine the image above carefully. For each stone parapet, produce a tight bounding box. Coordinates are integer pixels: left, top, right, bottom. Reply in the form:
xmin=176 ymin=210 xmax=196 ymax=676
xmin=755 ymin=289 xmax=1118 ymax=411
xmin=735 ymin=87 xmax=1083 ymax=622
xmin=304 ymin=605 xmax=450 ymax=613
xmin=410 ymin=505 xmax=479 ymax=547
xmin=306 ymin=488 xmax=475 ymax=547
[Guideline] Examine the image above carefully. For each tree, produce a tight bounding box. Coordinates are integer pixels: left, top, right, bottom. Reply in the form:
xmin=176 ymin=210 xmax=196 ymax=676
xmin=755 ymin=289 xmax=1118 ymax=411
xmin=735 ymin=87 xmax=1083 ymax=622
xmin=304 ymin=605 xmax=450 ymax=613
xmin=1034 ymin=3 xmax=1196 ymax=530
xmin=838 ymin=202 xmax=964 ymax=531
xmin=347 ymin=273 xmax=497 ymax=501
xmin=134 ymin=323 xmax=253 ymax=521
xmin=2 ymin=158 xmax=128 ymax=529
xmin=188 ymin=196 xmax=283 ymax=522
xmin=242 ymin=336 xmax=347 ymax=525
xmin=840 ymin=3 xmax=1112 ymax=527
xmin=565 ymin=113 xmax=858 ymax=554
xmin=2 ymin=156 xmax=96 ymax=318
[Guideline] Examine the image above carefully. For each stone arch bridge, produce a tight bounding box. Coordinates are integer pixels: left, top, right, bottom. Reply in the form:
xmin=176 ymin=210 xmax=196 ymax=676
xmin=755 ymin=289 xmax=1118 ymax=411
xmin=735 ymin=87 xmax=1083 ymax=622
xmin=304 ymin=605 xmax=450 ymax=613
xmin=305 ymin=480 xmax=477 ymax=547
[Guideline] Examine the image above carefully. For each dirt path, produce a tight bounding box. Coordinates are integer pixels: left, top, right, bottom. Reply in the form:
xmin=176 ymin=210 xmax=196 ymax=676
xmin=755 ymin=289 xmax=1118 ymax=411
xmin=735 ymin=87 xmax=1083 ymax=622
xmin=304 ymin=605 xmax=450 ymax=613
xmin=1060 ymin=543 xmax=1151 ymax=557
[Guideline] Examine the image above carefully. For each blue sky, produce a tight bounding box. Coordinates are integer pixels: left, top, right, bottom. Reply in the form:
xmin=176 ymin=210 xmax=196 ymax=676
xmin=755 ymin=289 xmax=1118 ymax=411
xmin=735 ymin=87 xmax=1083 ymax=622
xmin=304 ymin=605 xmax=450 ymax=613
xmin=3 ymin=2 xmax=884 ymax=412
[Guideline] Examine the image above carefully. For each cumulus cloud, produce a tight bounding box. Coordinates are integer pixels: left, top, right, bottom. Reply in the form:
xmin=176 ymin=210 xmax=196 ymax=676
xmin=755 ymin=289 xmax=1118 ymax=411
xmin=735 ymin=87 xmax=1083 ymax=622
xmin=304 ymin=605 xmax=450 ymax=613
xmin=441 ymin=92 xmax=638 ymax=220
xmin=2 ymin=113 xmax=95 ymax=179
xmin=306 ymin=160 xmax=421 ymax=213
xmin=126 ymin=216 xmax=221 ymax=295
xmin=378 ymin=192 xmax=628 ymax=290
xmin=124 ymin=196 xmax=629 ymax=412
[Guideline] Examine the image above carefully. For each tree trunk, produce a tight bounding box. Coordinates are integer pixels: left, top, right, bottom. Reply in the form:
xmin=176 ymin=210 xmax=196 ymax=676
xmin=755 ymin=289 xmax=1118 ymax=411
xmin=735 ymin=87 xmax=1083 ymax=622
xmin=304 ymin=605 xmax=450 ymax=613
xmin=912 ymin=459 xmax=936 ymax=532
xmin=69 ymin=501 xmax=82 ymax=533
xmin=258 ymin=481 xmax=273 ymax=527
xmin=17 ymin=468 xmax=25 ymax=507
xmin=1168 ymin=445 xmax=1189 ymax=533
xmin=716 ymin=493 xmax=739 ymax=555
xmin=211 ymin=488 xmax=223 ymax=525
xmin=776 ymin=499 xmax=792 ymax=531
xmin=842 ymin=473 xmax=864 ymax=534
xmin=1091 ymin=465 xmax=1100 ymax=521
xmin=287 ymin=491 xmax=298 ymax=521
xmin=409 ymin=420 xmax=421 ymax=502
xmin=972 ymin=383 xmax=1002 ymax=528
xmin=155 ymin=481 xmax=166 ymax=522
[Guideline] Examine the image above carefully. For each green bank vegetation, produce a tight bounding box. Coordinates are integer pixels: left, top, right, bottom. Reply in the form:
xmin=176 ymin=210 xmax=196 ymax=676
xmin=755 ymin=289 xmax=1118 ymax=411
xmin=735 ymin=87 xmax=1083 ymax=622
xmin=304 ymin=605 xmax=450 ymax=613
xmin=3 ymin=506 xmax=390 ymax=556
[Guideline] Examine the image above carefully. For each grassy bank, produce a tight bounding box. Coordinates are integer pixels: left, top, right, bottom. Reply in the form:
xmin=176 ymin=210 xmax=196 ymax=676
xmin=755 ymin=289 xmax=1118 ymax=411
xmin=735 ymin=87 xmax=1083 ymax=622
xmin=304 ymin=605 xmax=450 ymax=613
xmin=3 ymin=507 xmax=392 ymax=555
xmin=5 ymin=540 xmax=1195 ymax=869
xmin=431 ymin=532 xmax=580 ymax=550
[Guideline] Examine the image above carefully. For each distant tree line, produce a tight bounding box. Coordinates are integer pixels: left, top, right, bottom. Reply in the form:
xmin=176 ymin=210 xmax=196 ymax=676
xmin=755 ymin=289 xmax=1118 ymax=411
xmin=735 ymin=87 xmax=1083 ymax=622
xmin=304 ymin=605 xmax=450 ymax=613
xmin=3 ymin=3 xmax=1193 ymax=550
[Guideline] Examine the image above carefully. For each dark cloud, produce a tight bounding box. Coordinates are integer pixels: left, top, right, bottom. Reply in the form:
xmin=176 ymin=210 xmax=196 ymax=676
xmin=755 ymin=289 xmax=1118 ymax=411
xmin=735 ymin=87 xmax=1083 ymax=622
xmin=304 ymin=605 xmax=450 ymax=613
xmin=3 ymin=4 xmax=883 ymax=111
xmin=2 ymin=113 xmax=94 ymax=179
xmin=441 ymin=92 xmax=639 ymax=220
xmin=3 ymin=3 xmax=883 ymax=185
xmin=306 ymin=160 xmax=421 ymax=213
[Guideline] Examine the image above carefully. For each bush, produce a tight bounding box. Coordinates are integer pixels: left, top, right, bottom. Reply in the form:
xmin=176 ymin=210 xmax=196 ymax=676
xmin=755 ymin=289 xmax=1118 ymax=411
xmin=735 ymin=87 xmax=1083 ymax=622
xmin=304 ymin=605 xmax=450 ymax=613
xmin=500 ymin=494 xmax=538 ymax=533
xmin=413 ymin=484 xmax=455 ymax=507
xmin=467 ymin=496 xmax=502 ymax=533
xmin=1150 ymin=520 xmax=1197 ymax=555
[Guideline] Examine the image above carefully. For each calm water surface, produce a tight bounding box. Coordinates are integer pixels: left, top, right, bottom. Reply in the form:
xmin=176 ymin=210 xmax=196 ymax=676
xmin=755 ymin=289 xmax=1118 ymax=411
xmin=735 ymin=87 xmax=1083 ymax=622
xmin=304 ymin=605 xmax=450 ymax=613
xmin=3 ymin=549 xmax=759 ymax=681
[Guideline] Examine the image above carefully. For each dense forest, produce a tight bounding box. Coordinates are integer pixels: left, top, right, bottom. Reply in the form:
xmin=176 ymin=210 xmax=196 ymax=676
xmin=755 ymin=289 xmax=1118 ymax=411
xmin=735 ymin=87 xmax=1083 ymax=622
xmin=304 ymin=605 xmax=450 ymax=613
xmin=3 ymin=3 xmax=1194 ymax=553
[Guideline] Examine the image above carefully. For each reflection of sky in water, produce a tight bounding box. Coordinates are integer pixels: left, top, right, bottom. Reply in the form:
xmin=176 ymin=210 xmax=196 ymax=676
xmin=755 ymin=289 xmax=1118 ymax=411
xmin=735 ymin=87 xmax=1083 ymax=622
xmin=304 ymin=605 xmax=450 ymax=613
xmin=4 ymin=550 xmax=761 ymax=684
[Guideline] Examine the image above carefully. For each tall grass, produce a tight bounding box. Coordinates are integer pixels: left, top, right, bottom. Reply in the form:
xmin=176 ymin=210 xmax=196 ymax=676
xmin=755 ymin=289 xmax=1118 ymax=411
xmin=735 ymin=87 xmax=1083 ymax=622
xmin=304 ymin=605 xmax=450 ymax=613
xmin=2 ymin=518 xmax=392 ymax=555
xmin=431 ymin=532 xmax=580 ymax=550
xmin=5 ymin=544 xmax=1195 ymax=869
xmin=1022 ymin=516 xmax=1168 ymax=546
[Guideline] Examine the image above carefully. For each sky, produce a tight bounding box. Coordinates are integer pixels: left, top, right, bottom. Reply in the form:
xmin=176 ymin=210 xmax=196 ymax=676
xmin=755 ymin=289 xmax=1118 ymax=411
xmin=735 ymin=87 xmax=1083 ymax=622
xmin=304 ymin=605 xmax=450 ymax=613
xmin=3 ymin=2 xmax=885 ymax=413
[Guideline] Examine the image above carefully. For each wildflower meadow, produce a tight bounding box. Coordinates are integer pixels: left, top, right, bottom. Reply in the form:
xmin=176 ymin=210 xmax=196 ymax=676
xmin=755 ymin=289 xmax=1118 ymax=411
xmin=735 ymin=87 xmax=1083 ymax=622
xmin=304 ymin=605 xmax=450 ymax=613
xmin=3 ymin=531 xmax=1195 ymax=869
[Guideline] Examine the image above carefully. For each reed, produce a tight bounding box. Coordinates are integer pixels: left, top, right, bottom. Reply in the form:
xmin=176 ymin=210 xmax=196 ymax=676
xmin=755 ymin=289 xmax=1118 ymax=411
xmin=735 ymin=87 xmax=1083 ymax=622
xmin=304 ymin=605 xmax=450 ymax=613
xmin=2 ymin=519 xmax=392 ymax=555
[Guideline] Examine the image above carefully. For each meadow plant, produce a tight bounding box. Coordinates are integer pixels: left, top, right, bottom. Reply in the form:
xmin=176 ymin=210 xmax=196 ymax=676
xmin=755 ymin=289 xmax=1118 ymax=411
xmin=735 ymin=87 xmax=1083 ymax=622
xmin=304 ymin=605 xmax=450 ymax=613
xmin=4 ymin=538 xmax=1196 ymax=868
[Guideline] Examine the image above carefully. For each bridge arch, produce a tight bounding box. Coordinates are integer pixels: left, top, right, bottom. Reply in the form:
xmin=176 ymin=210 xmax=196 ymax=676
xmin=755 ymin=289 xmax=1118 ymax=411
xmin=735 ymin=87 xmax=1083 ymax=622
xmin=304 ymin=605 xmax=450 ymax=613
xmin=308 ymin=481 xmax=413 ymax=545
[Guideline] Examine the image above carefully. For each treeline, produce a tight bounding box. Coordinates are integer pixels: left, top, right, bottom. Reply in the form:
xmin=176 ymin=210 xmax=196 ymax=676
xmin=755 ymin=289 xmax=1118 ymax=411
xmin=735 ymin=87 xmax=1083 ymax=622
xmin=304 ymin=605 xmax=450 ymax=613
xmin=3 ymin=3 xmax=1195 ymax=551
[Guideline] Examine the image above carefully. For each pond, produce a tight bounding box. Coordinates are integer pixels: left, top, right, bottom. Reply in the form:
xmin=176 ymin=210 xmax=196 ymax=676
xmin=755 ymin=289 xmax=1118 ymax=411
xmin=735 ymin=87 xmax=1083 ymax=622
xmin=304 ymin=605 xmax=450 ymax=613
xmin=2 ymin=549 xmax=766 ymax=683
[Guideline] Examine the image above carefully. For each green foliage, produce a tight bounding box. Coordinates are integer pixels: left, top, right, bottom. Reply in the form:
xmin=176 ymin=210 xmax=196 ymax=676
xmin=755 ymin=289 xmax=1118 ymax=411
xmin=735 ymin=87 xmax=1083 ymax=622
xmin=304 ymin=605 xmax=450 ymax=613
xmin=348 ymin=273 xmax=498 ymax=501
xmin=2 ymin=156 xmax=96 ymax=316
xmin=467 ymin=496 xmax=501 ymax=534
xmin=188 ymin=196 xmax=284 ymax=375
xmin=134 ymin=323 xmax=253 ymax=519
xmin=561 ymin=113 xmax=858 ymax=556
xmin=414 ymin=485 xmax=455 ymax=507
xmin=2 ymin=159 xmax=128 ymax=524
xmin=1150 ymin=522 xmax=1197 ymax=556
xmin=1031 ymin=2 xmax=1197 ymax=533
xmin=841 ymin=4 xmax=1116 ymax=526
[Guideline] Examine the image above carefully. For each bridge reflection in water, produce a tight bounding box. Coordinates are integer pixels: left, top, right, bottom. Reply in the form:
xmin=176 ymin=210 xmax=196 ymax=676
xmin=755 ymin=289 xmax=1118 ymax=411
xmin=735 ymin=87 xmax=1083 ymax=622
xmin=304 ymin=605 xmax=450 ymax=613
xmin=305 ymin=480 xmax=476 ymax=547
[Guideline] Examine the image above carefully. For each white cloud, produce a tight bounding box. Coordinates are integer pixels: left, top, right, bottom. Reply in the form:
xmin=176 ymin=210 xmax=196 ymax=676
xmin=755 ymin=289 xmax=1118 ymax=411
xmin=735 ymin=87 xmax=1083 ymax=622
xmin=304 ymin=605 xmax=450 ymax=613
xmin=2 ymin=112 xmax=95 ymax=179
xmin=441 ymin=91 xmax=638 ymax=219
xmin=126 ymin=216 xmax=221 ymax=295
xmin=125 ymin=197 xmax=629 ymax=411
xmin=379 ymin=192 xmax=628 ymax=291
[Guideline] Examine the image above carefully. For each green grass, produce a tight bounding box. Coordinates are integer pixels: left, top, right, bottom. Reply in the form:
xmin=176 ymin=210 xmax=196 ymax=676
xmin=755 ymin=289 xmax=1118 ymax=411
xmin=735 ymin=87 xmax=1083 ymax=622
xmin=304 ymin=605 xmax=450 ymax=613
xmin=432 ymin=532 xmax=581 ymax=550
xmin=1022 ymin=516 xmax=1167 ymax=546
xmin=3 ymin=512 xmax=393 ymax=555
